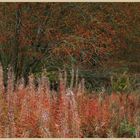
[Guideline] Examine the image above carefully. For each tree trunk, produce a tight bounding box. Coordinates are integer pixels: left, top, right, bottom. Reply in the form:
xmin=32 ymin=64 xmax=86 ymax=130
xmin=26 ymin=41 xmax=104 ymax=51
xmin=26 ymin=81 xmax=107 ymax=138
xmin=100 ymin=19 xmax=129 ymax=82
xmin=13 ymin=5 xmax=22 ymax=90
xmin=75 ymin=67 xmax=79 ymax=89
xmin=70 ymin=65 xmax=74 ymax=90
xmin=64 ymin=67 xmax=67 ymax=88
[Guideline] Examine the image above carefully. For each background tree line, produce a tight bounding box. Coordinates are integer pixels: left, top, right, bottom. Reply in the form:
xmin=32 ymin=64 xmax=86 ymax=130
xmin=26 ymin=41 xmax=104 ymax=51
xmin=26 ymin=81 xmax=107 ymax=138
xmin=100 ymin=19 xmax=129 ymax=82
xmin=0 ymin=3 xmax=139 ymax=92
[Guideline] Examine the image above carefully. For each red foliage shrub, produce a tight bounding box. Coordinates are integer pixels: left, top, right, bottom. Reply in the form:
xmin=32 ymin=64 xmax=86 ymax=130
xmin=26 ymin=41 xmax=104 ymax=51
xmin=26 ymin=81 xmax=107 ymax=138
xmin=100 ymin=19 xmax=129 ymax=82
xmin=0 ymin=76 xmax=139 ymax=138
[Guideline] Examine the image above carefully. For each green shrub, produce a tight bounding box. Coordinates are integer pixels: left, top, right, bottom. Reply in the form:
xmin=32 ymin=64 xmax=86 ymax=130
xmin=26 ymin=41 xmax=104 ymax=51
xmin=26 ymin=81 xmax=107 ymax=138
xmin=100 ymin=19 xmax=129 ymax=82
xmin=117 ymin=119 xmax=136 ymax=137
xmin=111 ymin=71 xmax=137 ymax=93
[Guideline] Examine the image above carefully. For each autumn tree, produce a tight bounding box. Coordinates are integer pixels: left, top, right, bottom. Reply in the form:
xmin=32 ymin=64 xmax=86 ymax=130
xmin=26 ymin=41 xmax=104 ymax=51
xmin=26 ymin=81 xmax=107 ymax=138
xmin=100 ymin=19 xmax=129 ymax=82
xmin=0 ymin=3 xmax=139 ymax=90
